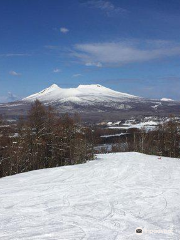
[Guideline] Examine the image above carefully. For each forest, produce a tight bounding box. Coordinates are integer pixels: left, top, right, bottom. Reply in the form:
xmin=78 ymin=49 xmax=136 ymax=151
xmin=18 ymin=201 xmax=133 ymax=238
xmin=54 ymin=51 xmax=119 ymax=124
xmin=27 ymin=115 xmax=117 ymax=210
xmin=0 ymin=100 xmax=180 ymax=178
xmin=0 ymin=100 xmax=94 ymax=178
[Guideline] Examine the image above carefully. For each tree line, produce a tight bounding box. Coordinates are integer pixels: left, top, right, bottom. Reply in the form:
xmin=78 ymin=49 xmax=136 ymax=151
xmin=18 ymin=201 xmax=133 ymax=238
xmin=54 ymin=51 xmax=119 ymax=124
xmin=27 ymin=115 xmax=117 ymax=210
xmin=128 ymin=118 xmax=180 ymax=158
xmin=0 ymin=100 xmax=94 ymax=178
xmin=103 ymin=117 xmax=180 ymax=158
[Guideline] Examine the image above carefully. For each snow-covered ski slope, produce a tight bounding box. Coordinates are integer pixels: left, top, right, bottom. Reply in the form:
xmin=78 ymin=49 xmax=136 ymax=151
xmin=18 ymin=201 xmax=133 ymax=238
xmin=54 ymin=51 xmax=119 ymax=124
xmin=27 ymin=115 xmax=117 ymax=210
xmin=0 ymin=152 xmax=180 ymax=239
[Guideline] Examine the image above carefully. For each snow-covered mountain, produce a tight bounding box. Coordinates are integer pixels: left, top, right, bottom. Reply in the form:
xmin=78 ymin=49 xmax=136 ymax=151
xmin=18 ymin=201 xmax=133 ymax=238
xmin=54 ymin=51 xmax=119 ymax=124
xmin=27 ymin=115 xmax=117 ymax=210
xmin=0 ymin=152 xmax=179 ymax=239
xmin=23 ymin=84 xmax=140 ymax=104
xmin=0 ymin=84 xmax=180 ymax=121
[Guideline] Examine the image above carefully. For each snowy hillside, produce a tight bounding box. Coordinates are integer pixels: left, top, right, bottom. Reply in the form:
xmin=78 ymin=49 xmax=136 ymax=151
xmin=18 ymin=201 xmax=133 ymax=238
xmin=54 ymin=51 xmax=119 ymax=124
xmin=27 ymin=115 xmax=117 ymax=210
xmin=0 ymin=152 xmax=179 ymax=239
xmin=23 ymin=84 xmax=140 ymax=104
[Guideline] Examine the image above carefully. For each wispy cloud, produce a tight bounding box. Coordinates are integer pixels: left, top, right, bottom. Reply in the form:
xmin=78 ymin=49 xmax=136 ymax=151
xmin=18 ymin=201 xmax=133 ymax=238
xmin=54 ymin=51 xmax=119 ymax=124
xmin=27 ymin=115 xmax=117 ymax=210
xmin=60 ymin=27 xmax=69 ymax=34
xmin=72 ymin=40 xmax=180 ymax=67
xmin=53 ymin=68 xmax=61 ymax=73
xmin=7 ymin=92 xmax=19 ymax=102
xmin=85 ymin=62 xmax=102 ymax=67
xmin=44 ymin=45 xmax=59 ymax=50
xmin=0 ymin=53 xmax=30 ymax=57
xmin=9 ymin=71 xmax=22 ymax=76
xmin=0 ymin=92 xmax=19 ymax=103
xmin=158 ymin=76 xmax=180 ymax=83
xmin=80 ymin=0 xmax=128 ymax=15
xmin=72 ymin=74 xmax=83 ymax=78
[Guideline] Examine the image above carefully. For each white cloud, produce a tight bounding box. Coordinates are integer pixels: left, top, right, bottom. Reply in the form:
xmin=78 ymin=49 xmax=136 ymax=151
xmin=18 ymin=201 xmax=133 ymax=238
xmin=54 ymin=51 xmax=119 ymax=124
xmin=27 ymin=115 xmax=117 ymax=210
xmin=82 ymin=0 xmax=128 ymax=15
xmin=60 ymin=28 xmax=69 ymax=34
xmin=72 ymin=74 xmax=83 ymax=78
xmin=9 ymin=71 xmax=22 ymax=76
xmin=85 ymin=62 xmax=102 ymax=67
xmin=73 ymin=40 xmax=180 ymax=67
xmin=53 ymin=68 xmax=61 ymax=73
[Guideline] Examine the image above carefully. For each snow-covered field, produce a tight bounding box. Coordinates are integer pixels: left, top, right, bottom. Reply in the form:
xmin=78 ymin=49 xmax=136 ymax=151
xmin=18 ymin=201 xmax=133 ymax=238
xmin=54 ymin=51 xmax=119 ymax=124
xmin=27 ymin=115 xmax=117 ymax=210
xmin=0 ymin=152 xmax=180 ymax=239
xmin=107 ymin=120 xmax=159 ymax=131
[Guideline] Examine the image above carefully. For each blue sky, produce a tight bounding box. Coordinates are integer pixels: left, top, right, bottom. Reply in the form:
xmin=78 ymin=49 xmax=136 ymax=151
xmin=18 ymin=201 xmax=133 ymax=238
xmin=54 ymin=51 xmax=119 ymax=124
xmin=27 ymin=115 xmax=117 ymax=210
xmin=1 ymin=0 xmax=180 ymax=102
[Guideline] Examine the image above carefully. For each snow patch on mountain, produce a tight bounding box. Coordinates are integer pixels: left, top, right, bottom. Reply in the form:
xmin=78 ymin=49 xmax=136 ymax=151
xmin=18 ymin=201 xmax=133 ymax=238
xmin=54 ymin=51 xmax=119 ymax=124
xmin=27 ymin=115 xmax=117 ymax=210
xmin=161 ymin=98 xmax=174 ymax=102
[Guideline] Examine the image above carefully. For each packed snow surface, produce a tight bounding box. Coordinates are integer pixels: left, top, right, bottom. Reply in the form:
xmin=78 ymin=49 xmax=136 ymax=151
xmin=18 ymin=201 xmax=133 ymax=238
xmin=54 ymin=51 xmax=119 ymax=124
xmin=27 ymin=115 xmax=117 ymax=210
xmin=0 ymin=152 xmax=179 ymax=239
xmin=23 ymin=84 xmax=139 ymax=103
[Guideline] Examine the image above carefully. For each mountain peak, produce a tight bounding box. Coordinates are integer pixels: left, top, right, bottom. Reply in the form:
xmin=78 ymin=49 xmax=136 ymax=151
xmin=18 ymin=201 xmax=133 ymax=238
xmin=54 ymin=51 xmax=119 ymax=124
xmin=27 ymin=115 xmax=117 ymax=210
xmin=49 ymin=84 xmax=60 ymax=89
xmin=51 ymin=83 xmax=58 ymax=87
xmin=39 ymin=84 xmax=60 ymax=94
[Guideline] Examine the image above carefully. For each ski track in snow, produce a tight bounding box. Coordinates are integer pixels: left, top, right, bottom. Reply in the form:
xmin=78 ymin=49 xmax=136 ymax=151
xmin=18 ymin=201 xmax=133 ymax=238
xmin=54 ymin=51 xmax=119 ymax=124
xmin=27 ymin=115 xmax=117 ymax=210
xmin=0 ymin=152 xmax=180 ymax=239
